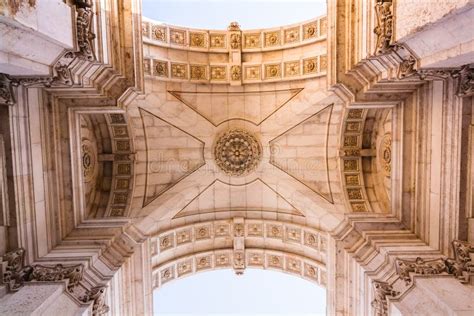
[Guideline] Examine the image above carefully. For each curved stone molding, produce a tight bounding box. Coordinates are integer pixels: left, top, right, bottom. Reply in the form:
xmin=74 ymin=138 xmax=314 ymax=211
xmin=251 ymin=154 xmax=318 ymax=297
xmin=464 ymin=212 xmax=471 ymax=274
xmin=142 ymin=16 xmax=327 ymax=52
xmin=214 ymin=129 xmax=262 ymax=177
xmin=151 ymin=219 xmax=326 ymax=259
xmin=153 ymin=248 xmax=326 ymax=289
xmin=143 ymin=55 xmax=327 ymax=84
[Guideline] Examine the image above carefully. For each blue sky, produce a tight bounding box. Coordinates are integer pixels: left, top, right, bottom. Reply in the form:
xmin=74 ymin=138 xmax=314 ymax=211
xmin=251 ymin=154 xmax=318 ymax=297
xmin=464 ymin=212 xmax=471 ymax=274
xmin=153 ymin=269 xmax=326 ymax=315
xmin=143 ymin=1 xmax=328 ymax=314
xmin=142 ymin=0 xmax=327 ymax=30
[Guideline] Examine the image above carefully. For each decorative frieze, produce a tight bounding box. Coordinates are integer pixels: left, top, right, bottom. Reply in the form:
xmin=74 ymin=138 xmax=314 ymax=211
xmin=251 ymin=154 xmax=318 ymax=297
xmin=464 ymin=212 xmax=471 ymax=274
xmin=264 ymin=31 xmax=280 ymax=47
xmin=170 ymin=28 xmax=186 ymax=45
xmin=230 ymin=65 xmax=241 ymax=81
xmin=230 ymin=33 xmax=241 ymax=49
xmin=171 ymin=63 xmax=188 ymax=79
xmin=142 ymin=22 xmax=150 ymax=38
xmin=244 ymin=33 xmax=261 ymax=49
xmin=285 ymin=61 xmax=300 ymax=77
xmin=144 ymin=17 xmax=325 ymax=52
xmin=210 ymin=66 xmax=227 ymax=80
xmin=153 ymin=60 xmax=168 ymax=77
xmin=244 ymin=66 xmax=261 ymax=80
xmin=190 ymin=65 xmax=207 ymax=80
xmin=303 ymin=21 xmax=318 ymax=40
xmin=190 ymin=32 xmax=206 ymax=48
xmin=152 ymin=25 xmax=166 ymax=42
xmin=144 ymin=54 xmax=326 ymax=84
xmin=303 ymin=58 xmax=317 ymax=75
xmin=210 ymin=34 xmax=226 ymax=49
xmin=265 ymin=64 xmax=281 ymax=79
xmin=284 ymin=27 xmax=299 ymax=44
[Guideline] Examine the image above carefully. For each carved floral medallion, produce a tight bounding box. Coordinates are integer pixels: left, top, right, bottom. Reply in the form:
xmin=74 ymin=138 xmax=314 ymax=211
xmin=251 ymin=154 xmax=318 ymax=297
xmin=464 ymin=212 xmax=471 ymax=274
xmin=214 ymin=129 xmax=262 ymax=176
xmin=379 ymin=133 xmax=391 ymax=177
xmin=81 ymin=139 xmax=96 ymax=183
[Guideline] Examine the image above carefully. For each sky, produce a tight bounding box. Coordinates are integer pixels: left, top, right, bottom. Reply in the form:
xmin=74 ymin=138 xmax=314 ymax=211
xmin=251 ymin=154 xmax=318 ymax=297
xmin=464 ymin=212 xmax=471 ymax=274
xmin=142 ymin=0 xmax=327 ymax=30
xmin=144 ymin=1 xmax=328 ymax=314
xmin=153 ymin=268 xmax=326 ymax=315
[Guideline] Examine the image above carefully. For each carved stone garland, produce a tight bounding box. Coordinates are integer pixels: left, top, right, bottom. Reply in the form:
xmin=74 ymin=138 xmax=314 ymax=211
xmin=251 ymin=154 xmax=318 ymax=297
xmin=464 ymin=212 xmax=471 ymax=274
xmin=373 ymin=0 xmax=393 ymax=55
xmin=75 ymin=0 xmax=96 ymax=61
xmin=214 ymin=129 xmax=262 ymax=176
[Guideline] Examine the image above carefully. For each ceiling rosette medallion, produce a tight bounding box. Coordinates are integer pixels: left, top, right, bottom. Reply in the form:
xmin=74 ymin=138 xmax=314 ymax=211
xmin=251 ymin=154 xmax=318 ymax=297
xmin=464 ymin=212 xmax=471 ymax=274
xmin=214 ymin=129 xmax=262 ymax=177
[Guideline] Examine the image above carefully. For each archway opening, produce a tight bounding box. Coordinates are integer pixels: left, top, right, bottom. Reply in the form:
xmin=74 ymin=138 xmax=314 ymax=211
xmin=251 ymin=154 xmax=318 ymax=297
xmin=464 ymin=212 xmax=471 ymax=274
xmin=142 ymin=0 xmax=327 ymax=29
xmin=154 ymin=268 xmax=326 ymax=315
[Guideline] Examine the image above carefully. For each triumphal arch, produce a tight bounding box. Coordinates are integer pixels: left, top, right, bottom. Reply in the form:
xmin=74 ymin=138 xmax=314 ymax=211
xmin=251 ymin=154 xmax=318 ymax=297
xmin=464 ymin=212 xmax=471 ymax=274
xmin=0 ymin=0 xmax=473 ymax=315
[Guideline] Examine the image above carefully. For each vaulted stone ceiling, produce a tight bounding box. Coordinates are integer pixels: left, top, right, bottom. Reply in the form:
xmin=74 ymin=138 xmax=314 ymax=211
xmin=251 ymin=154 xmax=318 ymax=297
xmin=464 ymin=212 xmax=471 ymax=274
xmin=128 ymin=17 xmax=348 ymax=235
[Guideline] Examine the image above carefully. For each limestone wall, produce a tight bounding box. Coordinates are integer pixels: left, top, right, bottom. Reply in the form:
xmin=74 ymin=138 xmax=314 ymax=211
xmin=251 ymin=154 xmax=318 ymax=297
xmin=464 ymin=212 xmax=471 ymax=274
xmin=394 ymin=0 xmax=471 ymax=41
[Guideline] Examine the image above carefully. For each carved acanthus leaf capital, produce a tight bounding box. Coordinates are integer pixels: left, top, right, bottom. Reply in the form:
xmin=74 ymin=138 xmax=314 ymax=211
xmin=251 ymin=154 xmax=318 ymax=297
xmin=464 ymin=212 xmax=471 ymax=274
xmin=445 ymin=239 xmax=474 ymax=283
xmin=457 ymin=65 xmax=474 ymax=97
xmin=395 ymin=257 xmax=447 ymax=285
xmin=0 ymin=73 xmax=16 ymax=106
